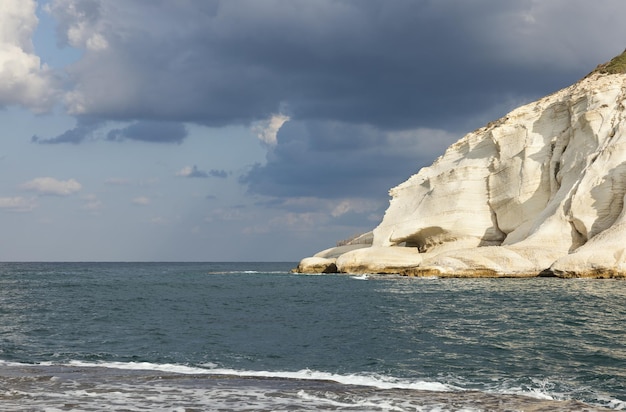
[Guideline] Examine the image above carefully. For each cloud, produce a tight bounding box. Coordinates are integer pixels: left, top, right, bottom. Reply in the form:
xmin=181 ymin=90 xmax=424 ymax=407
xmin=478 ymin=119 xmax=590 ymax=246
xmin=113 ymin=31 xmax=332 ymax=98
xmin=0 ymin=197 xmax=37 ymax=212
xmin=253 ymin=113 xmax=290 ymax=145
xmin=81 ymin=194 xmax=102 ymax=212
xmin=36 ymin=0 xmax=626 ymax=152
xmin=20 ymin=177 xmax=82 ymax=196
xmin=32 ymin=117 xmax=103 ymax=144
xmin=176 ymin=165 xmax=207 ymax=178
xmin=44 ymin=0 xmax=626 ymax=131
xmin=29 ymin=1 xmax=626 ymax=230
xmin=33 ymin=119 xmax=188 ymax=145
xmin=209 ymin=169 xmax=228 ymax=179
xmin=132 ymin=196 xmax=150 ymax=206
xmin=330 ymin=199 xmax=380 ymax=218
xmin=243 ymin=212 xmax=327 ymax=235
xmin=45 ymin=0 xmax=108 ymax=51
xmin=107 ymin=121 xmax=188 ymax=144
xmin=0 ymin=0 xmax=59 ymax=112
xmin=176 ymin=165 xmax=229 ymax=179
xmin=240 ymin=120 xmax=460 ymax=199
xmin=237 ymin=120 xmax=458 ymax=233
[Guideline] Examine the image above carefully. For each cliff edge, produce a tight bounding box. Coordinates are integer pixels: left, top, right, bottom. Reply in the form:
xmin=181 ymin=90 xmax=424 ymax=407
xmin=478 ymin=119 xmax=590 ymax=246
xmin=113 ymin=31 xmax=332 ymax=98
xmin=295 ymin=50 xmax=626 ymax=278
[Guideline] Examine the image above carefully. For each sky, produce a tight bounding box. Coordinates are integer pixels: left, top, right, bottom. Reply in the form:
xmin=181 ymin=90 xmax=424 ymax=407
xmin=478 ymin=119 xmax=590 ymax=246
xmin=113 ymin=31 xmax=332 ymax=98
xmin=1 ymin=0 xmax=626 ymax=262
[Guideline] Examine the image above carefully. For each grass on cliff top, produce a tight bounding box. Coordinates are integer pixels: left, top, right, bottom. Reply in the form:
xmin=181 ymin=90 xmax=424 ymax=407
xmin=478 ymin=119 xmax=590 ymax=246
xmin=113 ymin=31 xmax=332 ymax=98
xmin=592 ymin=49 xmax=626 ymax=74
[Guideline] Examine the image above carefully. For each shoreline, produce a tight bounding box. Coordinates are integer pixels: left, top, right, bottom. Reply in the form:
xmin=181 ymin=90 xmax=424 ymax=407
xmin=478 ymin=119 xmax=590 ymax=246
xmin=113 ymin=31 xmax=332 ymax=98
xmin=293 ymin=263 xmax=626 ymax=279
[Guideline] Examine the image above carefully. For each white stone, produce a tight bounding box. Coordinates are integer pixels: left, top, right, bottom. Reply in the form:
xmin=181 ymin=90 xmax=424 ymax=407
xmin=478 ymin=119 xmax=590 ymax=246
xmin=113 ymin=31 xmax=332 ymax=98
xmin=295 ymin=257 xmax=337 ymax=274
xmin=313 ymin=244 xmax=370 ymax=259
xmin=336 ymin=247 xmax=422 ymax=274
xmin=296 ymin=71 xmax=626 ymax=278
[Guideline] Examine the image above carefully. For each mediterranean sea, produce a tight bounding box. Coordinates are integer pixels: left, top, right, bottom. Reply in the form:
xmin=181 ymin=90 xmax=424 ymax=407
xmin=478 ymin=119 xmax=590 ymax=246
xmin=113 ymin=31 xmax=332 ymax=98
xmin=0 ymin=262 xmax=623 ymax=411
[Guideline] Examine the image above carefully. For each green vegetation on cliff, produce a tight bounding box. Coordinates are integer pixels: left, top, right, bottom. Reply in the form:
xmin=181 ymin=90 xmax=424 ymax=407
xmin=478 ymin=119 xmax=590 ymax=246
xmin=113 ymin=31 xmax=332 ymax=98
xmin=592 ymin=49 xmax=626 ymax=74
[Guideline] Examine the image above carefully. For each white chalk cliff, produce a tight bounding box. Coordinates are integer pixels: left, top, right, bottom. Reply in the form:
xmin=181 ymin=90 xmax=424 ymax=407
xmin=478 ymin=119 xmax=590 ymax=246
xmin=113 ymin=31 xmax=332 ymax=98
xmin=296 ymin=51 xmax=626 ymax=278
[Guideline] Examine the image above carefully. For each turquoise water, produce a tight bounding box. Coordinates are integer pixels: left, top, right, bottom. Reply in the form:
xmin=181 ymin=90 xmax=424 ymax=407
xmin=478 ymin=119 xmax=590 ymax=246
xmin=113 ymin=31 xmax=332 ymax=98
xmin=0 ymin=262 xmax=623 ymax=410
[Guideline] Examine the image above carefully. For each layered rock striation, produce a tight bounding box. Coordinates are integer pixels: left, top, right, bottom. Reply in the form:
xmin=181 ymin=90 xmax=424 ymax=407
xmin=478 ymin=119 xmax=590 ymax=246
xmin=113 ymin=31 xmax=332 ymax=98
xmin=296 ymin=51 xmax=626 ymax=278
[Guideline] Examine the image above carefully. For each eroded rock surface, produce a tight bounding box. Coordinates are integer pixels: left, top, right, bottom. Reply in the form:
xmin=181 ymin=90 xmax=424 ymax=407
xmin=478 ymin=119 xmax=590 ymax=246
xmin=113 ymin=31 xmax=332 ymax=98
xmin=296 ymin=54 xmax=626 ymax=278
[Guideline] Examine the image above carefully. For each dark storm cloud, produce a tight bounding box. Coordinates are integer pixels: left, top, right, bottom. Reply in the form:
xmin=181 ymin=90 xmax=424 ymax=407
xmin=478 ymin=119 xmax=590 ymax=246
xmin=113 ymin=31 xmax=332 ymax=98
xmin=45 ymin=0 xmax=626 ymax=205
xmin=50 ymin=0 xmax=626 ymax=130
xmin=240 ymin=120 xmax=459 ymax=199
xmin=106 ymin=121 xmax=188 ymax=144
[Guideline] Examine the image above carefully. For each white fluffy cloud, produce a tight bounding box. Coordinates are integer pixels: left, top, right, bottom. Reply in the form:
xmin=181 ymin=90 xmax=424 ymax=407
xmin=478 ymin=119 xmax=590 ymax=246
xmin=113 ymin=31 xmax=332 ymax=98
xmin=44 ymin=0 xmax=109 ymax=51
xmin=253 ymin=114 xmax=290 ymax=145
xmin=20 ymin=177 xmax=82 ymax=196
xmin=0 ymin=0 xmax=58 ymax=112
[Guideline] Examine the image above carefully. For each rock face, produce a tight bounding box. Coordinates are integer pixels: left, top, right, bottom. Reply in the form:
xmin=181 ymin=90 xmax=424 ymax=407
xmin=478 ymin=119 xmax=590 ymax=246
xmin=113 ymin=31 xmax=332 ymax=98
xmin=296 ymin=52 xmax=626 ymax=278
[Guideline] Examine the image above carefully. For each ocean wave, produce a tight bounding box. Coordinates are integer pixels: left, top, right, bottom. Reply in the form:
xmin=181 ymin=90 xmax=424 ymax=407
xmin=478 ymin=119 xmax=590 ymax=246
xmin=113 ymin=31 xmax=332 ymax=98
xmin=0 ymin=360 xmax=618 ymax=410
xmin=60 ymin=361 xmax=626 ymax=408
xmin=199 ymin=365 xmax=457 ymax=392
xmin=0 ymin=360 xmax=569 ymax=400
xmin=56 ymin=360 xmax=454 ymax=392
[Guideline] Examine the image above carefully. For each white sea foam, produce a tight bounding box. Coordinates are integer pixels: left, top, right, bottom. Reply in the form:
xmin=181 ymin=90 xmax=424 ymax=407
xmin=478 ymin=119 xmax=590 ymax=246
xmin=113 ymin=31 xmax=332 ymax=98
xmin=63 ymin=360 xmax=209 ymax=375
xmin=0 ymin=361 xmax=612 ymax=411
xmin=0 ymin=360 xmax=462 ymax=412
xmin=497 ymin=386 xmax=555 ymax=401
xmin=49 ymin=360 xmax=456 ymax=392
xmin=607 ymin=398 xmax=626 ymax=410
xmin=0 ymin=360 xmax=31 ymax=367
xmin=200 ymin=365 xmax=457 ymax=392
xmin=1 ymin=383 xmax=466 ymax=412
xmin=296 ymin=390 xmax=420 ymax=412
xmin=15 ymin=360 xmax=596 ymax=403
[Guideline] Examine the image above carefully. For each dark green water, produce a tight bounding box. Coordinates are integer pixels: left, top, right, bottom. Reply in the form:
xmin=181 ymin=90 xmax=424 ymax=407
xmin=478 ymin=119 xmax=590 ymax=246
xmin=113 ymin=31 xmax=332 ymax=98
xmin=0 ymin=262 xmax=623 ymax=410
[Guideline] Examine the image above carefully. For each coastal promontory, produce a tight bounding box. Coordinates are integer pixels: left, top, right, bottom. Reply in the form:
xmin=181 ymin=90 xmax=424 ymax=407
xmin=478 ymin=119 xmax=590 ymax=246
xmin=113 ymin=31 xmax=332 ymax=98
xmin=295 ymin=50 xmax=626 ymax=278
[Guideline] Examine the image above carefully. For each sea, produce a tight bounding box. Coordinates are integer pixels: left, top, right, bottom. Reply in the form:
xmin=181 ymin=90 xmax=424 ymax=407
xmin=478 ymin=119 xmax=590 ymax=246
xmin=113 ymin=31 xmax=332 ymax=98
xmin=0 ymin=262 xmax=624 ymax=411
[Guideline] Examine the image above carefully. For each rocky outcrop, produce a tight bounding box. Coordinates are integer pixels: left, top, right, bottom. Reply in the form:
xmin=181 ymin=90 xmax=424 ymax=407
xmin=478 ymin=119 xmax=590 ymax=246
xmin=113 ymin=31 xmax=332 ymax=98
xmin=296 ymin=51 xmax=626 ymax=278
xmin=294 ymin=232 xmax=372 ymax=273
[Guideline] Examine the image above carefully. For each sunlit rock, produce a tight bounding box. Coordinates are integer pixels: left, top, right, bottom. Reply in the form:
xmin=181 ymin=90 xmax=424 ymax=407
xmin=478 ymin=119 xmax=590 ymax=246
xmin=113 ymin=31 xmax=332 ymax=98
xmin=336 ymin=246 xmax=423 ymax=274
xmin=295 ymin=51 xmax=626 ymax=278
xmin=294 ymin=257 xmax=338 ymax=274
